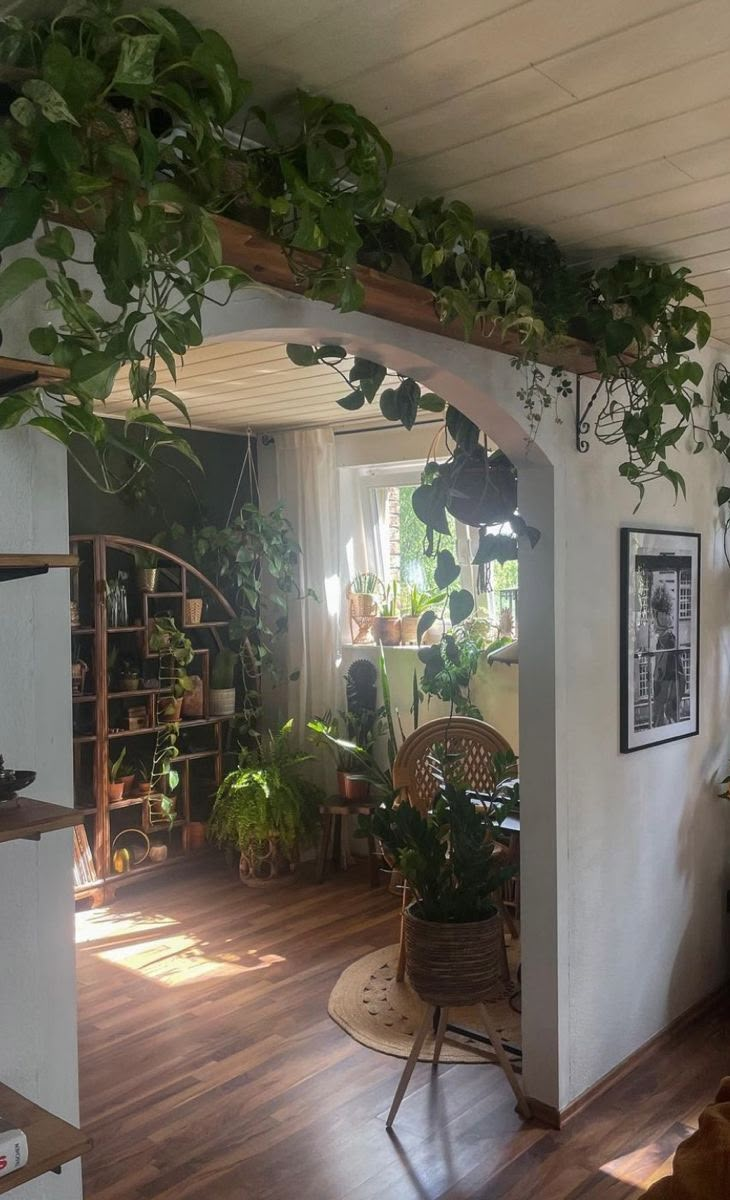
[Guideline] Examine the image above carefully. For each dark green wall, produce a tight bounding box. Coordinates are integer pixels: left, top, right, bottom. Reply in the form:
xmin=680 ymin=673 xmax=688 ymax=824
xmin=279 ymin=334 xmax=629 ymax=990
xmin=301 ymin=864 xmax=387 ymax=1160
xmin=68 ymin=422 xmax=256 ymax=541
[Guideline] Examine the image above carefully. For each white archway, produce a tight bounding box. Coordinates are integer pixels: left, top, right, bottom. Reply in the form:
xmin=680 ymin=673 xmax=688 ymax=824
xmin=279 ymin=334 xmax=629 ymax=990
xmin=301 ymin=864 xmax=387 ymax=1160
xmin=201 ymin=287 xmax=565 ymax=1110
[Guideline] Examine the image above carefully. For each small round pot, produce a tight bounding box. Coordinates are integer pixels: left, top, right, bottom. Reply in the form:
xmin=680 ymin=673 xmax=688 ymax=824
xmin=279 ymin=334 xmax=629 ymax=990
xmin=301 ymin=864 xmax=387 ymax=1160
xmin=136 ymin=567 xmax=158 ymax=593
xmin=210 ymin=687 xmax=236 ymax=717
xmin=120 ymin=676 xmax=140 ymax=692
xmin=372 ymin=616 xmax=402 ymax=646
xmin=120 ymin=774 xmax=136 ymax=797
xmin=187 ymin=821 xmax=207 ymax=851
xmin=108 ymin=781 xmax=124 ymax=803
xmin=404 ymin=906 xmax=502 ymax=1006
xmin=337 ymin=771 xmax=371 ymax=802
xmin=157 ymin=695 xmax=183 ymax=723
xmin=148 ymin=844 xmax=168 ymax=864
xmin=184 ymin=597 xmax=203 ymax=624
xmin=400 ymin=615 xmax=420 ymax=644
xmin=138 ymin=781 xmax=151 ymax=797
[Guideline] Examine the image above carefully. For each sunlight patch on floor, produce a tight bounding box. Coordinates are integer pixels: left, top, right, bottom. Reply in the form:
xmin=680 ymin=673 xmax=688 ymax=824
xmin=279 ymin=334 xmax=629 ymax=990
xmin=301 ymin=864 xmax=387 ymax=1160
xmin=97 ymin=933 xmax=286 ymax=986
xmin=75 ymin=907 xmax=178 ymax=945
xmin=601 ymin=1140 xmax=681 ymax=1190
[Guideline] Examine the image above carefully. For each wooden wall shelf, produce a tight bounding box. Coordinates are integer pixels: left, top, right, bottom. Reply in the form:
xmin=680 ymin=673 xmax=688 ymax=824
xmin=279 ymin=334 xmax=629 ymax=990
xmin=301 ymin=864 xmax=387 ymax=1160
xmin=0 ymin=798 xmax=84 ymax=846
xmin=0 ymin=555 xmax=78 ymax=584
xmin=0 ymin=1081 xmax=90 ymax=1195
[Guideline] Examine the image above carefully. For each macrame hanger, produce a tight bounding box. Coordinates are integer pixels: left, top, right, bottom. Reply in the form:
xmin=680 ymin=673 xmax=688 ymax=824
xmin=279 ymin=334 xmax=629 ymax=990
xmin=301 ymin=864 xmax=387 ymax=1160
xmin=226 ymin=428 xmax=257 ymax=527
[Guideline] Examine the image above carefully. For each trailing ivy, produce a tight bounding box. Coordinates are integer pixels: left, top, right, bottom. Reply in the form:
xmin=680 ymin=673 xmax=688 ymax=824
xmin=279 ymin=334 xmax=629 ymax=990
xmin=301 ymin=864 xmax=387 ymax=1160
xmin=0 ymin=0 xmax=718 ymax=506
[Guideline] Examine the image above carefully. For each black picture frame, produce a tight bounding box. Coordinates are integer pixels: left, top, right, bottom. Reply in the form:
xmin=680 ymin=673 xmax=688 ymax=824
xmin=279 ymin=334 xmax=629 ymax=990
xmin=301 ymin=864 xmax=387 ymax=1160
xmin=620 ymin=528 xmax=701 ymax=754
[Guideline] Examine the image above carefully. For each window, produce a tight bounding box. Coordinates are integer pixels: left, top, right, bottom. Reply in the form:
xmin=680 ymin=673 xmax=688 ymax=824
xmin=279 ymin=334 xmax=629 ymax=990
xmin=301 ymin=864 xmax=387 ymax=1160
xmin=361 ymin=471 xmax=518 ymax=636
xmin=638 ymin=656 xmax=649 ymax=700
xmin=679 ymin=648 xmax=690 ymax=697
xmin=678 ymin=569 xmax=691 ymax=620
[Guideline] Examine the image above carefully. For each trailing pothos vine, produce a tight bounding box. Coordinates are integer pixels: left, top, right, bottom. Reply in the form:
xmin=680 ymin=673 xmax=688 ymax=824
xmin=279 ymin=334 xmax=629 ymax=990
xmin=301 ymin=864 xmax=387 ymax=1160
xmin=0 ymin=0 xmax=718 ymax=508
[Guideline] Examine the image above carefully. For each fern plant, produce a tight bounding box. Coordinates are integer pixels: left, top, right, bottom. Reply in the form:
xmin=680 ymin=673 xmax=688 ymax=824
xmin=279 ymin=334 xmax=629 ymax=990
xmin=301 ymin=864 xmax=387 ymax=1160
xmin=208 ymin=720 xmax=322 ymax=879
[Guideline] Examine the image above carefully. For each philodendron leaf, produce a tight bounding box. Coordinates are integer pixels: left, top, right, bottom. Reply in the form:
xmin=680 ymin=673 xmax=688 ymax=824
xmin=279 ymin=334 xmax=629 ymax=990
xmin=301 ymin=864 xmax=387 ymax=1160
xmin=0 ymin=185 xmax=43 ymax=251
xmin=0 ymin=258 xmax=46 ymax=309
xmin=411 ymin=483 xmax=450 ymax=535
xmin=286 ymin=343 xmax=317 ymax=367
xmin=337 ymin=389 xmax=365 ymax=410
xmin=70 ymin=351 xmax=119 ymax=401
xmin=449 ymin=588 xmax=474 ymax=626
xmin=445 ymin=405 xmax=480 ymax=452
xmin=35 ymin=225 xmax=75 ymax=261
xmin=416 ymin=610 xmax=437 ymax=644
xmin=0 ymin=392 xmax=35 ymax=429
xmin=434 ymin=548 xmax=460 ymax=589
xmin=113 ymin=34 xmax=161 ymax=96
xmin=22 ymin=79 xmax=79 ymax=125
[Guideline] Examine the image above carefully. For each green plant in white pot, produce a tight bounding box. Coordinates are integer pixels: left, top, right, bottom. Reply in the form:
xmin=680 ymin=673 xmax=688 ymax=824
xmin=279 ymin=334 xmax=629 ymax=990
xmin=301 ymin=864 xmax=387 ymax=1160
xmin=210 ymin=648 xmax=237 ymax=717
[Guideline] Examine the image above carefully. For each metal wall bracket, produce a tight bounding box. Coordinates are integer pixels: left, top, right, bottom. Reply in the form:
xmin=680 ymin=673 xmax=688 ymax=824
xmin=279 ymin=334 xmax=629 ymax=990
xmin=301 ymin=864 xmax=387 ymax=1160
xmin=0 ymin=565 xmax=49 ymax=584
xmin=575 ymin=375 xmax=598 ymax=453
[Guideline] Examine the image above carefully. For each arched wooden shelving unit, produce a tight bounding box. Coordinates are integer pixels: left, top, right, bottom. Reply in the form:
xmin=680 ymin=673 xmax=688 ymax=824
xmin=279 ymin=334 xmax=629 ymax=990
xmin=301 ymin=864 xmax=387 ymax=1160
xmin=69 ymin=534 xmax=236 ymax=904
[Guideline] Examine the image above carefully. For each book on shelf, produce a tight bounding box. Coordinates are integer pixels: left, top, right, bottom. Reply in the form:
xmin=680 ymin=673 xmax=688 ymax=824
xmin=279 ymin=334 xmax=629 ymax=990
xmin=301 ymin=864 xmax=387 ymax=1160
xmin=73 ymin=824 xmax=98 ymax=888
xmin=0 ymin=1118 xmax=28 ymax=1178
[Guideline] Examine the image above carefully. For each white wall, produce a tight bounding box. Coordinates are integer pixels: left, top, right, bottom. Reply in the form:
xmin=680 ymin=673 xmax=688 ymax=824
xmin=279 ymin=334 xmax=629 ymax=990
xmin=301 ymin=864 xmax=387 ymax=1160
xmin=200 ymin=288 xmax=730 ymax=1112
xmin=0 ymin=429 xmax=81 ymax=1199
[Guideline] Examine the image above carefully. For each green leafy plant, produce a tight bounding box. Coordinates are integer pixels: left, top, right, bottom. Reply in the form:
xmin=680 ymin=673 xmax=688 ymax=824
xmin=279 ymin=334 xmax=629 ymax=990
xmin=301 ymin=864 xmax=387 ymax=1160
xmin=405 ymin=584 xmax=446 ymax=618
xmin=109 ymin=745 xmax=127 ymax=783
xmin=369 ymin=783 xmax=515 ymax=923
xmin=149 ymin=616 xmax=194 ymax=699
xmin=380 ymin=579 xmax=399 ymax=617
xmin=350 ymin=571 xmax=382 ymax=595
xmin=132 ymin=535 xmax=163 ymax=570
xmin=208 ymin=720 xmax=323 ymax=877
xmin=211 ymin=647 xmax=237 ymax=691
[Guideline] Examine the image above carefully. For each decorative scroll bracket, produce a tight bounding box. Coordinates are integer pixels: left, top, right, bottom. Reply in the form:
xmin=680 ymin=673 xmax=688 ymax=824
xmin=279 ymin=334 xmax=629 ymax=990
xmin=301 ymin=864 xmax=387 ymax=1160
xmin=575 ymin=374 xmax=600 ymax=453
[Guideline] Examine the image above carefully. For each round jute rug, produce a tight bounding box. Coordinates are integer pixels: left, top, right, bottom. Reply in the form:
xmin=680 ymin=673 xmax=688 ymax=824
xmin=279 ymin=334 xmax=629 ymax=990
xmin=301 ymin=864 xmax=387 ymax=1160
xmin=328 ymin=943 xmax=521 ymax=1065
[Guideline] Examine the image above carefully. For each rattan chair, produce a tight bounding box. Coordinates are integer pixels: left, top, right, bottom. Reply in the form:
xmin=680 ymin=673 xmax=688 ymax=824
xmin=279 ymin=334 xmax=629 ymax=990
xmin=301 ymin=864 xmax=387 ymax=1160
xmin=391 ymin=716 xmax=518 ymax=982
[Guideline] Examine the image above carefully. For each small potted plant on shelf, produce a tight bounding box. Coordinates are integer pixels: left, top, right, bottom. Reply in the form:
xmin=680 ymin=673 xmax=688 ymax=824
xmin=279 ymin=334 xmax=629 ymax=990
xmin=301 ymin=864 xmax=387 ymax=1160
xmin=133 ymin=537 xmax=163 ymax=593
xmin=208 ymin=720 xmax=323 ymax=886
xmin=118 ymin=656 xmax=141 ymax=692
xmin=136 ymin=760 xmax=152 ymax=797
xmin=71 ymin=638 xmax=88 ymax=696
xmin=149 ymin=617 xmax=194 ymax=722
xmin=210 ymin=647 xmax=237 ymax=717
xmin=372 ymin=580 xmax=401 ymax=646
xmin=347 ymin=572 xmax=382 ymax=644
xmin=401 ymin=584 xmax=446 ymax=645
xmin=108 ymin=746 xmax=128 ymax=802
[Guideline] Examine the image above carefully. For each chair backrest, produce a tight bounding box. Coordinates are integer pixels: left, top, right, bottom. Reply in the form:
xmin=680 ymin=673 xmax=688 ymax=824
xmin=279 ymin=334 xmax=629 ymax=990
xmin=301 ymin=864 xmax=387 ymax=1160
xmin=392 ymin=716 xmax=514 ymax=814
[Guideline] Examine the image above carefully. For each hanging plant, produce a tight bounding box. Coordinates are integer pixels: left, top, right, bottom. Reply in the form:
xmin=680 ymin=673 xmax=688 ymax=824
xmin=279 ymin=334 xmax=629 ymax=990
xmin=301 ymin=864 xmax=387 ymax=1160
xmin=0 ymin=0 xmax=717 ymax=511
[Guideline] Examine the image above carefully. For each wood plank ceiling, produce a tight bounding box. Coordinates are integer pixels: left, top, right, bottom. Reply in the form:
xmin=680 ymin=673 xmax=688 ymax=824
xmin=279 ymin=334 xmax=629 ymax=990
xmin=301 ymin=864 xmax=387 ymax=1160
xmin=104 ymin=341 xmax=415 ymax=433
xmin=166 ymin=0 xmax=730 ymax=349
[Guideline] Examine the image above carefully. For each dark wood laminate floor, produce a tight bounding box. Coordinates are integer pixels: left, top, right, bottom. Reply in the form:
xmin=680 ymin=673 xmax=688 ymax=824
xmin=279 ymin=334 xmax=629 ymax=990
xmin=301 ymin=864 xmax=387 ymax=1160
xmin=77 ymin=859 xmax=730 ymax=1200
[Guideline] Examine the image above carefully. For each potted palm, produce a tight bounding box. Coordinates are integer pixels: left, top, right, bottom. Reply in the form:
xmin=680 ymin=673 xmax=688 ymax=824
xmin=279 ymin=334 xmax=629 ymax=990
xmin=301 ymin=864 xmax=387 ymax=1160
xmin=208 ymin=721 xmax=322 ymax=885
xmin=372 ymin=580 xmax=401 ymax=645
xmin=210 ymin=647 xmax=237 ymax=717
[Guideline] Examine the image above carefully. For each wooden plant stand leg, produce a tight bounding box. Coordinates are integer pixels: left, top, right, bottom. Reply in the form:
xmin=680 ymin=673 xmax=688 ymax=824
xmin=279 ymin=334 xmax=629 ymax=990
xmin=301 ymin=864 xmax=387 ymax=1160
xmin=315 ymin=811 xmax=333 ymax=884
xmin=432 ymin=1007 xmax=448 ymax=1067
xmin=478 ymin=1003 xmax=532 ymax=1119
xmin=386 ymin=1005 xmax=433 ymax=1129
xmin=395 ymin=883 xmax=409 ymax=982
xmin=498 ymin=897 xmax=519 ymax=942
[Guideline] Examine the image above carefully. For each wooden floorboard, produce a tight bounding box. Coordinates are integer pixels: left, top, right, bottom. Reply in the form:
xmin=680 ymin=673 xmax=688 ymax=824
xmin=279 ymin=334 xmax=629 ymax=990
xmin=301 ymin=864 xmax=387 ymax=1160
xmin=77 ymin=858 xmax=730 ymax=1200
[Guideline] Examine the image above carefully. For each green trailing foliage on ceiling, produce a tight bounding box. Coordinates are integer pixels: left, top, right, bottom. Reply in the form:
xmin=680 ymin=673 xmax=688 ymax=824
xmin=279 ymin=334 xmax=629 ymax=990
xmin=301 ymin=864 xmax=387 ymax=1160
xmin=0 ymin=0 xmax=719 ymax=506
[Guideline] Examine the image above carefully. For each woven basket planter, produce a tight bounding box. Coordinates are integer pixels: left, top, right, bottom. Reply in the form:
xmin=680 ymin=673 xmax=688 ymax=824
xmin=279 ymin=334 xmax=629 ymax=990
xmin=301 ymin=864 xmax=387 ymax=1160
xmin=404 ymin=906 xmax=502 ymax=1006
xmin=184 ymin=597 xmax=203 ymax=624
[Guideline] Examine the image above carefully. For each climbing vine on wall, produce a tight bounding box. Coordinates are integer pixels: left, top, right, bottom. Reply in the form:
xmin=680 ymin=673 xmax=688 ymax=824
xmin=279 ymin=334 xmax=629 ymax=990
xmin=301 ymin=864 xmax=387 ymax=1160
xmin=0 ymin=0 xmax=717 ymax=504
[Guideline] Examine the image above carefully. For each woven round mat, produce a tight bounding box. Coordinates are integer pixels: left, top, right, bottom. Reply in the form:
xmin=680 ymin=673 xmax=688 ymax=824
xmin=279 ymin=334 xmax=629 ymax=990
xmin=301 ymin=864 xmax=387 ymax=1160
xmin=328 ymin=943 xmax=521 ymax=1065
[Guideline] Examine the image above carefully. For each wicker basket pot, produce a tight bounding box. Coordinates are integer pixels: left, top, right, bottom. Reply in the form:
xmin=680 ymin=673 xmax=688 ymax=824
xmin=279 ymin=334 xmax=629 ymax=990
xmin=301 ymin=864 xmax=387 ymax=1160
xmin=184 ymin=597 xmax=203 ymax=624
xmin=404 ymin=906 xmax=502 ymax=1006
xmin=373 ymin=616 xmax=402 ymax=646
xmin=348 ymin=591 xmax=378 ymax=644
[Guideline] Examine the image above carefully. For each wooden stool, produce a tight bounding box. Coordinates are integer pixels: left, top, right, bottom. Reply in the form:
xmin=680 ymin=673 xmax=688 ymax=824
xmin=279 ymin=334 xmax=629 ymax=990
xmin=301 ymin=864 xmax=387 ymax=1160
xmin=315 ymin=798 xmax=380 ymax=887
xmin=386 ymin=1001 xmax=531 ymax=1128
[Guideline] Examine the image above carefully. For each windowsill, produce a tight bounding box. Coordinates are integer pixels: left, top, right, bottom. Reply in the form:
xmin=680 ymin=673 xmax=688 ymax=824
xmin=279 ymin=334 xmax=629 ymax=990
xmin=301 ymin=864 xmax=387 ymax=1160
xmin=341 ymin=642 xmax=424 ymax=651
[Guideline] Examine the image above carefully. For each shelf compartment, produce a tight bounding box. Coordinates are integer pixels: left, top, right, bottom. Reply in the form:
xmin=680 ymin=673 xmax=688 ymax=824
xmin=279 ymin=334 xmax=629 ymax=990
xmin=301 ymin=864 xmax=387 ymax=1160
xmin=0 ymin=798 xmax=84 ymax=846
xmin=72 ymin=695 xmax=96 ymax=704
xmin=108 ymin=717 xmax=224 ymax=739
xmin=0 ymin=1080 xmax=91 ymax=1195
xmin=73 ymin=735 xmax=96 ymax=745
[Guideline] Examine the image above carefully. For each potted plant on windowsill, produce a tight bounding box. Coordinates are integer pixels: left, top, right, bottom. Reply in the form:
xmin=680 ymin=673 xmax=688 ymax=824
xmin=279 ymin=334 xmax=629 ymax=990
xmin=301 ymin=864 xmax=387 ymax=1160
xmin=347 ymin=572 xmax=383 ymax=644
xmin=108 ymin=746 xmax=128 ymax=803
xmin=401 ymin=584 xmax=446 ymax=645
xmin=373 ymin=580 xmax=401 ymax=646
xmin=208 ymin=720 xmax=323 ymax=886
xmin=210 ymin=647 xmax=237 ymax=717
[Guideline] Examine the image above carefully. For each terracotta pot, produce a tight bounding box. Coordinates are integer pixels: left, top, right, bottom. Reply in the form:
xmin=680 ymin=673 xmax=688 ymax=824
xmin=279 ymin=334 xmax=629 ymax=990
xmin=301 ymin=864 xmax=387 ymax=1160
xmin=184 ymin=597 xmax=203 ymax=624
xmin=181 ymin=675 xmax=204 ymax=719
xmin=136 ymin=567 xmax=158 ymax=593
xmin=157 ymin=695 xmax=183 ymax=723
xmin=404 ymin=906 xmax=502 ymax=1006
xmin=210 ymin=687 xmax=236 ymax=717
xmin=108 ymin=781 xmax=124 ymax=803
xmin=187 ymin=821 xmax=207 ymax=851
xmin=400 ymin=615 xmax=420 ymax=644
xmin=138 ymin=782 xmax=151 ymax=796
xmin=120 ymin=774 xmax=136 ymax=797
xmin=372 ymin=616 xmax=402 ymax=646
xmin=337 ymin=772 xmax=371 ymax=802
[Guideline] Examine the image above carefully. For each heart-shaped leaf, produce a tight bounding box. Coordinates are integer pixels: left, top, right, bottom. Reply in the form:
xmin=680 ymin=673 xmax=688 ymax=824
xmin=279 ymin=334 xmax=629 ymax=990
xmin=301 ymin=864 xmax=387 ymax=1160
xmin=449 ymin=588 xmax=474 ymax=626
xmin=434 ymin=549 xmax=460 ymax=589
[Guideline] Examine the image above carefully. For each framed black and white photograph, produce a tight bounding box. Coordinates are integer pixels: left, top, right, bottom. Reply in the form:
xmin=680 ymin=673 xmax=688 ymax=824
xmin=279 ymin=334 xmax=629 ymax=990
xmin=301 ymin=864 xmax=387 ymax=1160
xmin=620 ymin=528 xmax=700 ymax=753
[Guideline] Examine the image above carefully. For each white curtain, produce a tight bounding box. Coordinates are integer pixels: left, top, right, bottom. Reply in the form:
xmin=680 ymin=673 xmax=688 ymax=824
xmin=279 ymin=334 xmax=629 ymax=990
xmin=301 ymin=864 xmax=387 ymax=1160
xmin=273 ymin=428 xmax=340 ymax=743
